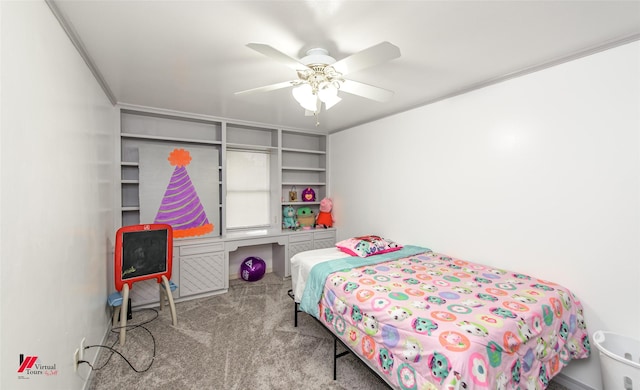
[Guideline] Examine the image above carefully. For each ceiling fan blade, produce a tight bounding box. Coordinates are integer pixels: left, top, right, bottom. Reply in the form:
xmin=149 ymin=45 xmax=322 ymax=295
xmin=340 ymin=80 xmax=394 ymax=102
xmin=235 ymin=81 xmax=295 ymax=96
xmin=332 ymin=42 xmax=401 ymax=76
xmin=246 ymin=43 xmax=309 ymax=72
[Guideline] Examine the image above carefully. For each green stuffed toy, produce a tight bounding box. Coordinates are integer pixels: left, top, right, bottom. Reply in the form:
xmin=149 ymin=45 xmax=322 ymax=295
xmin=296 ymin=207 xmax=315 ymax=229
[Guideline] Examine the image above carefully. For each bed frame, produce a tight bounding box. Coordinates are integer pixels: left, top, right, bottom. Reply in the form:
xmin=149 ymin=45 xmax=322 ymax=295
xmin=287 ymin=289 xmax=393 ymax=388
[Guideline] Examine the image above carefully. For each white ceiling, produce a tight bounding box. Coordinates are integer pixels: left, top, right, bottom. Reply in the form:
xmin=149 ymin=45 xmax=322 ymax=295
xmin=50 ymin=0 xmax=640 ymax=133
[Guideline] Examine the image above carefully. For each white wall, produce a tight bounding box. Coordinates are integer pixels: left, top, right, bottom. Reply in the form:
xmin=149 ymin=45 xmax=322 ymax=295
xmin=329 ymin=41 xmax=639 ymax=389
xmin=1 ymin=2 xmax=116 ymax=389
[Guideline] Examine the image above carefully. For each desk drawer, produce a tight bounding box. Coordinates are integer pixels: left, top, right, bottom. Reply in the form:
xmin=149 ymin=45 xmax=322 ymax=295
xmin=180 ymin=242 xmax=224 ymax=256
xmin=289 ymin=233 xmax=313 ymax=243
xmin=314 ymin=230 xmax=335 ymax=241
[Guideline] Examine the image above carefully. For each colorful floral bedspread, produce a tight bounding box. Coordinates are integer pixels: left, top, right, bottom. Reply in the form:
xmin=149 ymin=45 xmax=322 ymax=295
xmin=315 ymin=250 xmax=590 ymax=389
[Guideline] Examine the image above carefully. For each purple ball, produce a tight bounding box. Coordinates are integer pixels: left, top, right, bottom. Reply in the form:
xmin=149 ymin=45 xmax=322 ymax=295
xmin=240 ymin=256 xmax=266 ymax=282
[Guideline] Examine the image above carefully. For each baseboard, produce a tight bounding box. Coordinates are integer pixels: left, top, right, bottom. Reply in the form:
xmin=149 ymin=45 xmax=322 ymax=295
xmin=82 ymin=313 xmax=114 ymax=390
xmin=553 ymin=373 xmax=597 ymax=390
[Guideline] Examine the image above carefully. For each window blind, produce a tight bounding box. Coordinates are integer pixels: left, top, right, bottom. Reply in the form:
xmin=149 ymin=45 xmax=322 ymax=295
xmin=226 ymin=150 xmax=270 ymax=229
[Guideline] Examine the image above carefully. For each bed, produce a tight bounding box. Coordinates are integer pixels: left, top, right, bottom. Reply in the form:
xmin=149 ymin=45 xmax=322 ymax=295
xmin=289 ymin=238 xmax=590 ymax=389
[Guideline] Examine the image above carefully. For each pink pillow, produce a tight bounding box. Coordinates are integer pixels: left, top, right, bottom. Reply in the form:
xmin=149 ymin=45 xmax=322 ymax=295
xmin=335 ymin=235 xmax=403 ymax=258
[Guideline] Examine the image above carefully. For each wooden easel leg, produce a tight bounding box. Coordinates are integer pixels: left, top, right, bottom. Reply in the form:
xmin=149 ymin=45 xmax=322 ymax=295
xmin=158 ymin=284 xmax=164 ymax=312
xmin=119 ymin=284 xmax=129 ymax=346
xmin=161 ymin=276 xmax=177 ymax=326
xmin=112 ymin=306 xmax=121 ymax=327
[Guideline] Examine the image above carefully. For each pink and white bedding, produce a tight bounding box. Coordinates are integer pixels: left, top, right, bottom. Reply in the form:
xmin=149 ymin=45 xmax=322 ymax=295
xmin=291 ymin=247 xmax=351 ymax=303
xmin=300 ymin=247 xmax=590 ymax=389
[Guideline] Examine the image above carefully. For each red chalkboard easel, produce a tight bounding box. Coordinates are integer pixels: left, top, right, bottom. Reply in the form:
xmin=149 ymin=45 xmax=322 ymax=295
xmin=113 ymin=224 xmax=175 ymax=345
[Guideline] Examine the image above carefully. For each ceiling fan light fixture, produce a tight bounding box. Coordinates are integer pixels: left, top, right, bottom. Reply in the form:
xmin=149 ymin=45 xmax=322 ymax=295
xmin=318 ymin=83 xmax=341 ymax=110
xmin=318 ymin=82 xmax=337 ymax=98
xmin=292 ymin=84 xmax=318 ymax=111
xmin=323 ymin=94 xmax=341 ymax=110
xmin=240 ymin=42 xmax=400 ymax=123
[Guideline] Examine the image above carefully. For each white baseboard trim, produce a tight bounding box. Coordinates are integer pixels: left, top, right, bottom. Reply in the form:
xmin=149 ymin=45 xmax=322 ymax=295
xmin=83 ymin=312 xmax=114 ymax=390
xmin=553 ymin=373 xmax=597 ymax=390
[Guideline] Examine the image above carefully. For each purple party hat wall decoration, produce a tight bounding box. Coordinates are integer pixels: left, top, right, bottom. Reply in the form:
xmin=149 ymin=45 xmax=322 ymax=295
xmin=154 ymin=148 xmax=214 ymax=238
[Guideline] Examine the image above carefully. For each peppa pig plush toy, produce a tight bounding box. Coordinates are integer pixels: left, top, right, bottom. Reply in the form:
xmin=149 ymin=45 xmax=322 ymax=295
xmin=315 ymin=198 xmax=334 ymax=228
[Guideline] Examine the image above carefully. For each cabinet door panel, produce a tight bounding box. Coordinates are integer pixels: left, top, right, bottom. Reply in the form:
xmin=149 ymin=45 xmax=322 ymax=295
xmin=289 ymin=241 xmax=313 ymax=259
xmin=179 ymin=252 xmax=225 ymax=297
xmin=314 ymin=238 xmax=336 ymax=250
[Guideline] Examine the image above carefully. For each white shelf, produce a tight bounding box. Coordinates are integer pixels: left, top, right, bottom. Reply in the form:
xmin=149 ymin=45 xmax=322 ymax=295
xmin=121 ymin=132 xmax=222 ymax=145
xmin=282 ymin=166 xmax=325 ymax=172
xmin=226 ymin=143 xmax=278 ymax=152
xmin=282 ymin=201 xmax=320 ymax=206
xmin=282 ymin=182 xmax=326 ymax=186
xmin=282 ymin=147 xmax=326 ymax=155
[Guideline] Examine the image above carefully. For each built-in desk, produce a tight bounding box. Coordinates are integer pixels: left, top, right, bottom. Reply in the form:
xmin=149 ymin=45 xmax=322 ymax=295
xmin=122 ymin=228 xmax=336 ymax=308
xmin=225 ymin=227 xmax=336 ymax=278
xmin=225 ymin=230 xmax=289 ymax=277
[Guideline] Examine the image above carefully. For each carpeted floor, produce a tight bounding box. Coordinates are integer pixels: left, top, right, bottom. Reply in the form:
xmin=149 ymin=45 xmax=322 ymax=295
xmin=87 ymin=273 xmax=570 ymax=390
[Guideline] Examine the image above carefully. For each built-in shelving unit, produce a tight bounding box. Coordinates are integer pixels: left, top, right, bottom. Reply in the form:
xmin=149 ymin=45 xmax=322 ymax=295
xmin=115 ymin=107 xmax=333 ymax=308
xmin=119 ymin=109 xmax=224 ymax=230
xmin=281 ymin=130 xmax=327 ymax=212
xmin=118 ymin=109 xmax=329 ymax=231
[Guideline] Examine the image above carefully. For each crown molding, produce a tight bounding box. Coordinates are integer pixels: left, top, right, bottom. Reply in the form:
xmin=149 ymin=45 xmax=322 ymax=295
xmin=46 ymin=0 xmax=117 ymax=105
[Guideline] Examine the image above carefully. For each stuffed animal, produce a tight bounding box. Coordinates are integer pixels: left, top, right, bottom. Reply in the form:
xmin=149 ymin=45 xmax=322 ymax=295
xmin=282 ymin=206 xmax=298 ymax=229
xmin=316 ymin=198 xmax=334 ymax=228
xmin=301 ymin=187 xmax=316 ymax=202
xmin=296 ymin=207 xmax=315 ymax=229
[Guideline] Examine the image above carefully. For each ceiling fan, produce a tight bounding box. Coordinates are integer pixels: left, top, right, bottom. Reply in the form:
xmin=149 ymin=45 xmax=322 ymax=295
xmin=235 ymin=42 xmax=401 ymax=118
